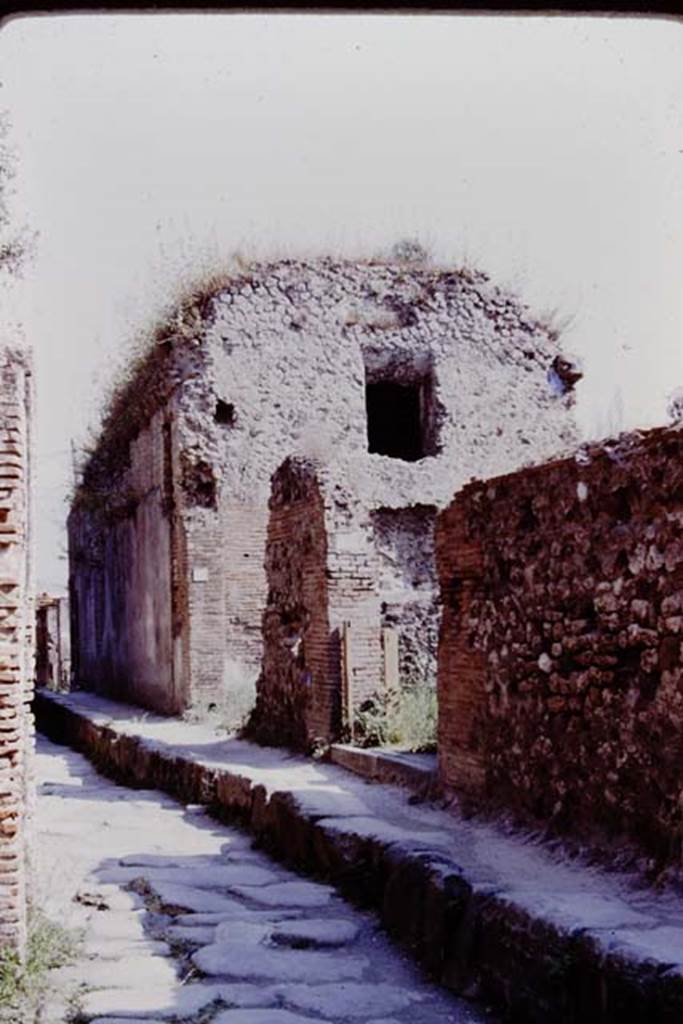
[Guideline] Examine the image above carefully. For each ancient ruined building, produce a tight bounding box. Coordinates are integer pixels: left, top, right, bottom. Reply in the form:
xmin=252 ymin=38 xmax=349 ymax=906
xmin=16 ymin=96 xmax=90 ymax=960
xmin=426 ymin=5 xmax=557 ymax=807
xmin=68 ymin=257 xmax=580 ymax=732
xmin=0 ymin=344 xmax=34 ymax=956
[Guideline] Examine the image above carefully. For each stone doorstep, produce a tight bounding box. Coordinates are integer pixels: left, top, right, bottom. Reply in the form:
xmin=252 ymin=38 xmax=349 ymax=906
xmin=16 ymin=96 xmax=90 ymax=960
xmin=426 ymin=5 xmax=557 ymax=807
xmin=34 ymin=690 xmax=683 ymax=1024
xmin=329 ymin=743 xmax=438 ymax=795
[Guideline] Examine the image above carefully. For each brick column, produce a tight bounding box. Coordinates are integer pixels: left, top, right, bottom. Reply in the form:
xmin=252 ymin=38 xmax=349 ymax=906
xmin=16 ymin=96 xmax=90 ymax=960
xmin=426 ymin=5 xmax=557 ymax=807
xmin=436 ymin=498 xmax=486 ymax=794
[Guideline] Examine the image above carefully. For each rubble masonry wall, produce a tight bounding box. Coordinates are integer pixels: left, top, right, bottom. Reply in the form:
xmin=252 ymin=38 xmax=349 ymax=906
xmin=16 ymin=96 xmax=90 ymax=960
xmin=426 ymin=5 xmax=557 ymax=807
xmin=71 ymin=258 xmax=580 ymax=715
xmin=437 ymin=425 xmax=683 ymax=865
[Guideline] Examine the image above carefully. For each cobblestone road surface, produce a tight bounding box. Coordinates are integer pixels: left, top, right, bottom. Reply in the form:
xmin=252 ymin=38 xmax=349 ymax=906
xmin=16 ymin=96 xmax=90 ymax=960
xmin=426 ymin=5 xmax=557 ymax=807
xmin=35 ymin=736 xmax=492 ymax=1024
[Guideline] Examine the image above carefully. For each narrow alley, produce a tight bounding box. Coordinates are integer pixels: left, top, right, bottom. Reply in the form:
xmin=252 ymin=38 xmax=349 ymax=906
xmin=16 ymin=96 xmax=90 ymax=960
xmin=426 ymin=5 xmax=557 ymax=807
xmin=34 ymin=735 xmax=491 ymax=1024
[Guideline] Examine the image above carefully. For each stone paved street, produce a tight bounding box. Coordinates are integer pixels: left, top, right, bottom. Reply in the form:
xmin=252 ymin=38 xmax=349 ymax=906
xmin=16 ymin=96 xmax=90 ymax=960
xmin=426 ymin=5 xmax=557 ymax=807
xmin=35 ymin=736 xmax=492 ymax=1024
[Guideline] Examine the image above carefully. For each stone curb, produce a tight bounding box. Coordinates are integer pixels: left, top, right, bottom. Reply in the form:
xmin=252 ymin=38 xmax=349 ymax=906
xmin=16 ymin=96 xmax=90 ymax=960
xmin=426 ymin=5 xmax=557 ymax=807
xmin=35 ymin=691 xmax=683 ymax=1024
xmin=329 ymin=744 xmax=438 ymax=796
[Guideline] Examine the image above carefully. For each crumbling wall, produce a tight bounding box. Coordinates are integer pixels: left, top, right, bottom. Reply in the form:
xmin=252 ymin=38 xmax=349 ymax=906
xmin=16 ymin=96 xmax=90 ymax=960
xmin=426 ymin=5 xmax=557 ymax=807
xmin=437 ymin=425 xmax=683 ymax=866
xmin=0 ymin=346 xmax=33 ymax=956
xmin=71 ymin=257 xmax=580 ymax=718
xmin=250 ymin=458 xmax=382 ymax=750
xmin=204 ymin=259 xmax=580 ymax=512
xmin=371 ymin=505 xmax=439 ymax=685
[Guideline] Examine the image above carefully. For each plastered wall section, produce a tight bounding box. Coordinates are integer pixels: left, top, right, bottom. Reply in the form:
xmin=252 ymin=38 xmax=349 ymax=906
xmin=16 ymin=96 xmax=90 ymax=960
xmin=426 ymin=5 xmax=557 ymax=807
xmin=68 ymin=408 xmax=177 ymax=713
xmin=0 ymin=348 xmax=33 ymax=956
xmin=436 ymin=425 xmax=683 ymax=865
xmin=250 ymin=458 xmax=381 ymax=750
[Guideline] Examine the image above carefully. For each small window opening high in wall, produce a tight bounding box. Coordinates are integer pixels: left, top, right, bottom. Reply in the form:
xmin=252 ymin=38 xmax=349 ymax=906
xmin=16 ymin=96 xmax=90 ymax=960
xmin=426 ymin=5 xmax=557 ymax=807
xmin=364 ymin=358 xmax=441 ymax=462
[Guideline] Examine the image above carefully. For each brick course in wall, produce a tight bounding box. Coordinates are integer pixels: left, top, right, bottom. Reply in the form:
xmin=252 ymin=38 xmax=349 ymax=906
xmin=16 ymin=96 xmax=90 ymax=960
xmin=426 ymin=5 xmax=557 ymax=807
xmin=70 ymin=257 xmax=579 ymax=717
xmin=0 ymin=346 xmax=34 ymax=956
xmin=249 ymin=458 xmax=382 ymax=751
xmin=436 ymin=425 xmax=683 ymax=867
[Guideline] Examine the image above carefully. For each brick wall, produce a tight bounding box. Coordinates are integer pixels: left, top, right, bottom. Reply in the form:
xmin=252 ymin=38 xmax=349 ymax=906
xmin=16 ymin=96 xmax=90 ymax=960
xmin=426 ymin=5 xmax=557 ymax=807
xmin=0 ymin=346 xmax=34 ymax=956
xmin=221 ymin=503 xmax=269 ymax=677
xmin=436 ymin=425 xmax=683 ymax=866
xmin=249 ymin=458 xmax=382 ymax=751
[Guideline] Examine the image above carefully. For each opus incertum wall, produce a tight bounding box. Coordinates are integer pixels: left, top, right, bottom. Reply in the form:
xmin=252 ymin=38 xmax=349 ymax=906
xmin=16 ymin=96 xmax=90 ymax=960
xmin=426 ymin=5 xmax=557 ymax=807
xmin=437 ymin=425 xmax=683 ymax=867
xmin=0 ymin=345 xmax=34 ymax=956
xmin=69 ymin=256 xmax=580 ymax=719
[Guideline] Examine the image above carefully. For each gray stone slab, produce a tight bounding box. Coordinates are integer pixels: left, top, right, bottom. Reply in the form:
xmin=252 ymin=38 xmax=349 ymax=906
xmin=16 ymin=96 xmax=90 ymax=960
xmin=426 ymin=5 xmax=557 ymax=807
xmin=56 ymin=955 xmax=177 ymax=989
xmin=277 ymin=981 xmax=421 ymax=1018
xmin=145 ymin=881 xmax=253 ymax=914
xmin=174 ymin=908 xmax=295 ymax=925
xmin=193 ymin=942 xmax=368 ymax=982
xmin=214 ymin=921 xmax=271 ymax=945
xmin=80 ymin=983 xmax=222 ymax=1019
xmin=216 ymin=983 xmax=280 ymax=1008
xmin=164 ymin=924 xmax=216 ymax=945
xmin=271 ymin=918 xmax=359 ymax=948
xmin=99 ymin=863 xmax=281 ymax=889
xmin=231 ymin=880 xmax=335 ymax=908
xmin=214 ymin=1012 xmax=325 ymax=1024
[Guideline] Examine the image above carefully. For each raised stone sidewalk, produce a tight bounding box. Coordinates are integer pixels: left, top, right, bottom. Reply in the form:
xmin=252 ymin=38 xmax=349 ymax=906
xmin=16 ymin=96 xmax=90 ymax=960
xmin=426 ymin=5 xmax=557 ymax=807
xmin=35 ymin=690 xmax=683 ymax=1024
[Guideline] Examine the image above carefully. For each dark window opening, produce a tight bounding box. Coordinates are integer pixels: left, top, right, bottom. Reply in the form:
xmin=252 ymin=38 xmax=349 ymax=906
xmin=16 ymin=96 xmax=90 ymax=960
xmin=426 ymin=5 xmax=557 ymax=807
xmin=215 ymin=399 xmax=236 ymax=426
xmin=181 ymin=457 xmax=218 ymax=509
xmin=366 ymin=378 xmax=438 ymax=461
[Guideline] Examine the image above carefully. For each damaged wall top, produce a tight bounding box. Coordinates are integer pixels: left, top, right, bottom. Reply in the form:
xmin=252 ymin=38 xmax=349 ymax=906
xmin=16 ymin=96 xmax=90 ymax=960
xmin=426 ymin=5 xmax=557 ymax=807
xmin=76 ymin=256 xmax=581 ymax=519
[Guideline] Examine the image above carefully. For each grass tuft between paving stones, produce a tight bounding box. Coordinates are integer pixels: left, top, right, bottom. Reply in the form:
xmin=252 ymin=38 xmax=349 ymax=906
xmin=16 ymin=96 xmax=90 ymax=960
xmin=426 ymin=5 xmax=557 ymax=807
xmin=0 ymin=909 xmax=83 ymax=1022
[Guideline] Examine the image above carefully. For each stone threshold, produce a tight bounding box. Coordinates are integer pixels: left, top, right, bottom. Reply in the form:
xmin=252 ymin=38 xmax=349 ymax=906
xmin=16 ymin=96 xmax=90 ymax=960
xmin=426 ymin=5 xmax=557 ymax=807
xmin=329 ymin=743 xmax=438 ymax=796
xmin=34 ymin=689 xmax=683 ymax=1024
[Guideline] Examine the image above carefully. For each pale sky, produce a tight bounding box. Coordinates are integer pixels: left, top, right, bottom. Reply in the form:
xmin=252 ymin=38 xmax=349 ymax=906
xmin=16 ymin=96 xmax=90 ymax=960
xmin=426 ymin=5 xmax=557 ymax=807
xmin=0 ymin=12 xmax=681 ymax=592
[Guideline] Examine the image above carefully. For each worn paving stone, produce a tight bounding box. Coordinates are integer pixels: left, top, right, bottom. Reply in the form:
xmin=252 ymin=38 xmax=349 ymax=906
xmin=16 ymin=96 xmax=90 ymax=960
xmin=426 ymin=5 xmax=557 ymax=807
xmin=214 ymin=921 xmax=271 ymax=944
xmin=99 ymin=863 xmax=282 ymax=889
xmin=214 ymin=983 xmax=280 ymax=1008
xmin=56 ymin=954 xmax=177 ymax=989
xmin=276 ymin=981 xmax=421 ymax=1018
xmin=271 ymin=918 xmax=360 ymax=948
xmin=164 ymin=923 xmax=216 ymax=945
xmin=174 ymin=908 xmax=296 ymax=925
xmin=230 ymin=880 xmax=336 ymax=908
xmin=144 ymin=880 xmax=255 ymax=914
xmin=193 ymin=942 xmax=368 ymax=982
xmin=80 ymin=983 xmax=221 ymax=1020
xmin=213 ymin=1011 xmax=323 ymax=1024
